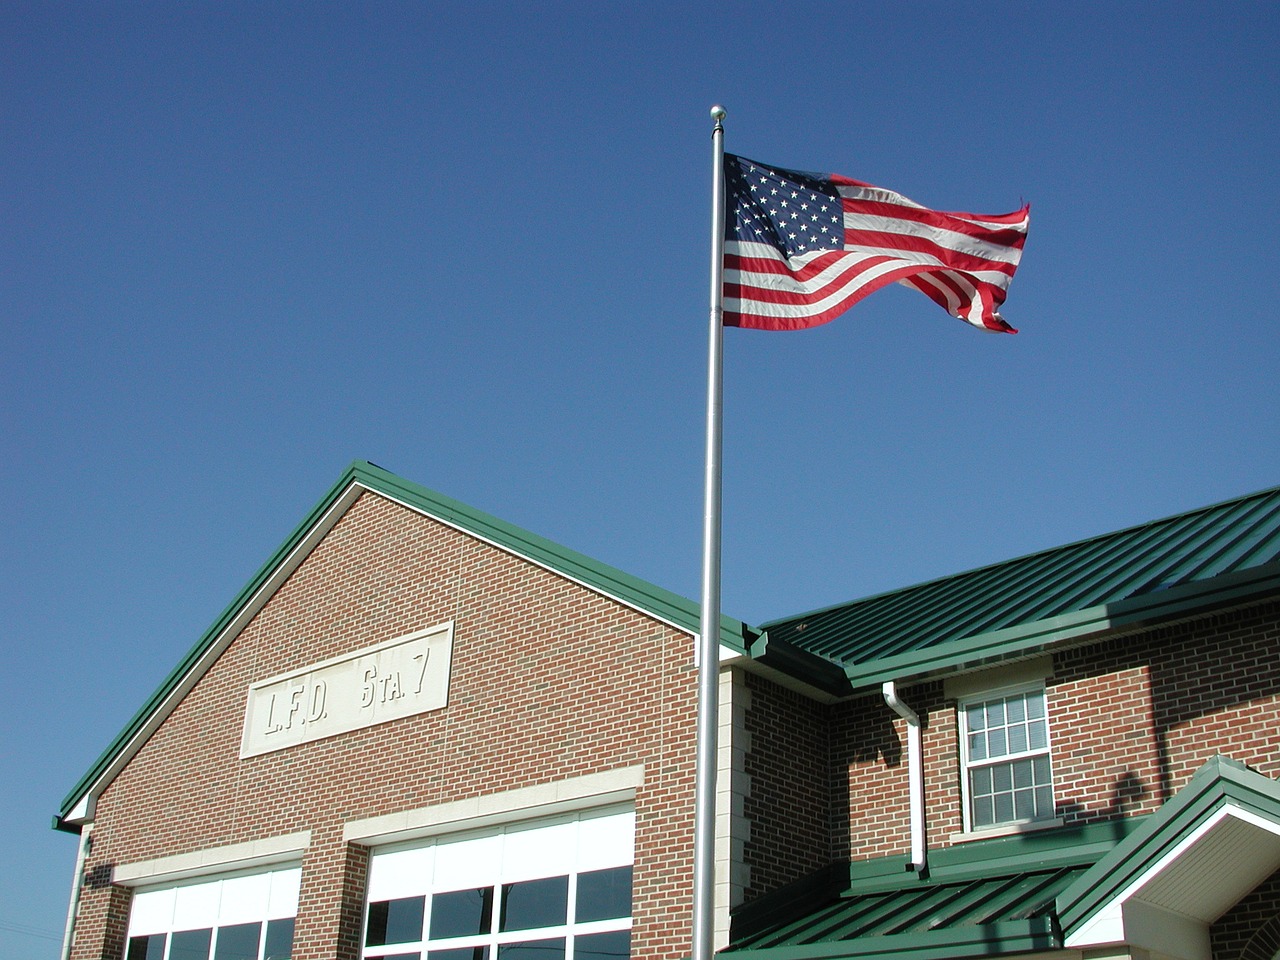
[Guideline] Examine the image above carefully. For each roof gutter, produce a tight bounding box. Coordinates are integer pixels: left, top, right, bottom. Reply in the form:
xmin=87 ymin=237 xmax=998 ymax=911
xmin=881 ymin=681 xmax=926 ymax=875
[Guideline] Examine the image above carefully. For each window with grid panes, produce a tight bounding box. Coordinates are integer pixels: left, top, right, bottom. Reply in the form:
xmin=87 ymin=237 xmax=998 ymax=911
xmin=959 ymin=686 xmax=1053 ymax=830
xmin=124 ymin=866 xmax=299 ymax=960
xmin=363 ymin=808 xmax=633 ymax=960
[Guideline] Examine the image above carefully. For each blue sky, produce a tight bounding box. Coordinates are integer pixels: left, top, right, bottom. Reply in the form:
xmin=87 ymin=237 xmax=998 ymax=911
xmin=4 ymin=2 xmax=1279 ymax=956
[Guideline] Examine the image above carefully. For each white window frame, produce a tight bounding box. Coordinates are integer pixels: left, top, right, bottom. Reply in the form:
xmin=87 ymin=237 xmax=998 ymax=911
xmin=957 ymin=682 xmax=1055 ymax=834
xmin=123 ymin=864 xmax=301 ymax=960
xmin=361 ymin=806 xmax=634 ymax=960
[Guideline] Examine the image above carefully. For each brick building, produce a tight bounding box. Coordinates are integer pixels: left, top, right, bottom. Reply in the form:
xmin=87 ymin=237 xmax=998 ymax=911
xmin=56 ymin=462 xmax=1280 ymax=960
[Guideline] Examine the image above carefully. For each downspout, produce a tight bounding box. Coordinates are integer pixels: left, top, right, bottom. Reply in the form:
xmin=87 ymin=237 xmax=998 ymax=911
xmin=60 ymin=822 xmax=92 ymax=960
xmin=881 ymin=682 xmax=926 ymax=874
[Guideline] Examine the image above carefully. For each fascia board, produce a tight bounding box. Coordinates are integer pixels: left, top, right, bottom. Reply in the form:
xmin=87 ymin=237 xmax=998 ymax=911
xmin=747 ymin=633 xmax=852 ymax=700
xmin=59 ymin=461 xmax=750 ymax=825
xmin=1062 ymin=808 xmax=1235 ymax=949
xmin=1062 ymin=807 xmax=1248 ymax=953
xmin=839 ymin=818 xmax=1146 ymax=895
xmin=842 ymin=564 xmax=1280 ymax=691
xmin=1056 ymin=769 xmax=1225 ymax=932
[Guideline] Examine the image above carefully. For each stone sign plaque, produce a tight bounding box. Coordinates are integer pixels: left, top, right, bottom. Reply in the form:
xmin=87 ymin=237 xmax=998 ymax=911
xmin=240 ymin=623 xmax=453 ymax=758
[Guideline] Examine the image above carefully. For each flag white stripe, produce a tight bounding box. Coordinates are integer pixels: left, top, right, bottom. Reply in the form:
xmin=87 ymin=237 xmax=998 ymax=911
xmin=841 ymin=216 xmax=1025 ymax=265
xmin=728 ymin=241 xmax=1014 ymax=294
xmin=903 ymin=271 xmax=962 ymax=316
xmin=838 ymin=184 xmax=929 ymax=210
xmin=725 ymin=244 xmax=871 ymax=293
xmin=903 ymin=270 xmax=989 ymax=327
xmin=727 ymin=257 xmax=911 ymax=319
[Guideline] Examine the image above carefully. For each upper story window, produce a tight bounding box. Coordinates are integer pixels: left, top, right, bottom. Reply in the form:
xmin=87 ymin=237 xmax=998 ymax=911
xmin=124 ymin=866 xmax=299 ymax=960
xmin=362 ymin=807 xmax=633 ymax=960
xmin=959 ymin=685 xmax=1053 ymax=831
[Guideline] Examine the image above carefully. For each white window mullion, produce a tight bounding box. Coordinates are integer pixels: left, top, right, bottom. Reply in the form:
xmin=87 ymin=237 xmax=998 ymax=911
xmin=126 ymin=867 xmax=300 ymax=960
xmin=959 ymin=685 xmax=1054 ymax=831
xmin=364 ymin=809 xmax=634 ymax=960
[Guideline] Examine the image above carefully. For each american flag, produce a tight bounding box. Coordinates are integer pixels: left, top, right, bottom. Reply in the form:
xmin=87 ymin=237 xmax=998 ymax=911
xmin=722 ymin=154 xmax=1030 ymax=333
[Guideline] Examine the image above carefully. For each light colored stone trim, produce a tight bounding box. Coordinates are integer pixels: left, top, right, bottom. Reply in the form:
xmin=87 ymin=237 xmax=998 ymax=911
xmin=943 ymin=655 xmax=1052 ymax=700
xmin=715 ymin=667 xmax=751 ymax=950
xmin=343 ymin=765 xmax=645 ymax=845
xmin=950 ymin=816 xmax=1065 ymax=843
xmin=113 ymin=830 xmax=311 ymax=886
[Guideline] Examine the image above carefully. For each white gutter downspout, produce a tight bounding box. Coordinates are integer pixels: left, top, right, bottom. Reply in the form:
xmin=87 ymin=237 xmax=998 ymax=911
xmin=881 ymin=682 xmax=926 ymax=874
xmin=60 ymin=822 xmax=92 ymax=960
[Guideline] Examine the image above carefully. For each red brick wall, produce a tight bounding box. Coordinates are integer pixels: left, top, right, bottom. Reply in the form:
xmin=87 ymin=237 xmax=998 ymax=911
xmin=1053 ymin=598 xmax=1280 ymax=816
xmin=1212 ymin=868 xmax=1280 ymax=960
xmin=740 ymin=673 xmax=830 ymax=899
xmin=822 ymin=598 xmax=1280 ymax=866
xmin=72 ymin=491 xmax=700 ymax=960
xmin=828 ymin=681 xmax=956 ymax=863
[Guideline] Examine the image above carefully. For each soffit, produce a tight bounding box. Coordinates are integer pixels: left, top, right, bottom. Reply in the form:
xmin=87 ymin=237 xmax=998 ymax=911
xmin=1133 ymin=809 xmax=1280 ymax=922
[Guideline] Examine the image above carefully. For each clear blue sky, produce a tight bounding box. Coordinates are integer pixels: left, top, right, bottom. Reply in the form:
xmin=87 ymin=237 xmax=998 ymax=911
xmin=4 ymin=3 xmax=1279 ymax=956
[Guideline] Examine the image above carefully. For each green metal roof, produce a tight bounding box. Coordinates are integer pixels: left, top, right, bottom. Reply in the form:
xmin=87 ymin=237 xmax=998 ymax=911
xmin=760 ymin=484 xmax=1280 ymax=690
xmin=724 ymin=820 xmax=1144 ymax=960
xmin=57 ymin=461 xmax=753 ymax=829
xmin=727 ymin=867 xmax=1075 ymax=959
xmin=725 ymin=760 xmax=1280 ymax=960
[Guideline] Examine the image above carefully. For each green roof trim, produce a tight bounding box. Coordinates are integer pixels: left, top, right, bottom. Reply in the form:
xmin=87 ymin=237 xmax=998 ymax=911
xmin=747 ymin=634 xmax=852 ymax=699
xmin=760 ymin=484 xmax=1280 ymax=690
xmin=1055 ymin=755 xmax=1280 ymax=936
xmin=722 ymin=919 xmax=1060 ymax=960
xmin=56 ymin=461 xmax=752 ymax=829
xmin=726 ymin=819 xmax=1146 ymax=960
xmin=359 ymin=462 xmax=753 ymax=649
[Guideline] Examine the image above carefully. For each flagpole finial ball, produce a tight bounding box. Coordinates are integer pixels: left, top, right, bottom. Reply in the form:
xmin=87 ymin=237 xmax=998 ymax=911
xmin=710 ymin=105 xmax=726 ymax=122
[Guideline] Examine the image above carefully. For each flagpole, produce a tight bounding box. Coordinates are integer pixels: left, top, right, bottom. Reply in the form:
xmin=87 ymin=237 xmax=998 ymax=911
xmin=693 ymin=102 xmax=727 ymax=960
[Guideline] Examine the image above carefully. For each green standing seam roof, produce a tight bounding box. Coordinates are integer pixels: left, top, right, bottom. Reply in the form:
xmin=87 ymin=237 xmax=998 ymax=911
xmin=760 ymin=484 xmax=1280 ymax=689
xmin=723 ymin=820 xmax=1147 ymax=960
xmin=722 ymin=760 xmax=1280 ymax=960
xmin=727 ymin=867 xmax=1076 ymax=957
xmin=56 ymin=461 xmax=753 ymax=828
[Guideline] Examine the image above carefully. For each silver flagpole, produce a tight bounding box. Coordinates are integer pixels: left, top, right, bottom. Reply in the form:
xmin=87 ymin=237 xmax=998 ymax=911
xmin=693 ymin=103 xmax=727 ymax=960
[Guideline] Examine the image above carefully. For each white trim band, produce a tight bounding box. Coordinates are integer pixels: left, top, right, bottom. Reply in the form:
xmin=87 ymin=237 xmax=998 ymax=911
xmin=113 ymin=830 xmax=312 ymax=886
xmin=344 ymin=765 xmax=645 ymax=845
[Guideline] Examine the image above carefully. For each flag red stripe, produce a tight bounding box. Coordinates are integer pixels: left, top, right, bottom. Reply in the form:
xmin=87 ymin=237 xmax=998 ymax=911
xmin=725 ymin=250 xmax=858 ymax=284
xmin=842 ymin=196 xmax=1031 ymax=248
xmin=901 ymin=272 xmax=1016 ymax=332
xmin=728 ymin=262 xmax=959 ymax=320
xmin=839 ymin=227 xmax=1022 ymax=278
xmin=830 ymin=173 xmax=1031 ymax=225
xmin=726 ymin=264 xmax=926 ymax=329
